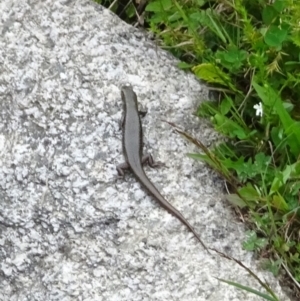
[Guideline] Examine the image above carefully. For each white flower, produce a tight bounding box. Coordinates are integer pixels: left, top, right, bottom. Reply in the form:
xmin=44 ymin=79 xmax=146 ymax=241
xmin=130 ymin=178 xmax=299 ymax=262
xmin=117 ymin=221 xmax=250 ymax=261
xmin=254 ymin=102 xmax=263 ymax=117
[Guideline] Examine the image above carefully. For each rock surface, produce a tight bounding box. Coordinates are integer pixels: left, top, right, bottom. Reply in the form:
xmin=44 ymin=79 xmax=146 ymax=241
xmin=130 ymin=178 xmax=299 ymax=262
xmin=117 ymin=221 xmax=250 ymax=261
xmin=0 ymin=0 xmax=291 ymax=300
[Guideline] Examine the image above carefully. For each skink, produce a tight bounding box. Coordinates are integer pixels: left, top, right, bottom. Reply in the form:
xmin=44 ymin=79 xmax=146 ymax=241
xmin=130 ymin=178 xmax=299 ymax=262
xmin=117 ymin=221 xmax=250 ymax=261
xmin=117 ymin=85 xmax=207 ymax=251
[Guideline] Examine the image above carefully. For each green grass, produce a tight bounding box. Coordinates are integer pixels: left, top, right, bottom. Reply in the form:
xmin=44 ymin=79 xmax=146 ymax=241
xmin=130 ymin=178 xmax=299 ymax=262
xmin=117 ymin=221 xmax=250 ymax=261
xmin=95 ymin=0 xmax=300 ymax=298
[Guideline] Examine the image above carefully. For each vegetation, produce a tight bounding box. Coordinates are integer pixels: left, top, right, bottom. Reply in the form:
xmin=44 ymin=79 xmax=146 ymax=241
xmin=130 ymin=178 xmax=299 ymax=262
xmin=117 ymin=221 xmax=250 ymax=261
xmin=96 ymin=0 xmax=300 ymax=298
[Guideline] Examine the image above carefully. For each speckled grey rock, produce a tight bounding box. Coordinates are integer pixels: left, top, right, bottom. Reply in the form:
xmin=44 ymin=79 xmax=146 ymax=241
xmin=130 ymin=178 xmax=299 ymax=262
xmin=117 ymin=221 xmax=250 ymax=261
xmin=0 ymin=0 xmax=291 ymax=300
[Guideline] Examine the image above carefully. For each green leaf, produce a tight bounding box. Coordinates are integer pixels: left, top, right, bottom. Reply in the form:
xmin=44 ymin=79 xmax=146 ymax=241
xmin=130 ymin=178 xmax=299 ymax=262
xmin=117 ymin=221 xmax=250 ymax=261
xmin=197 ymin=101 xmax=218 ymax=117
xmin=248 ymin=53 xmax=268 ymax=69
xmin=252 ymin=81 xmax=273 ymax=106
xmin=289 ymin=182 xmax=300 ymax=196
xmin=273 ymin=0 xmax=288 ymax=12
xmin=262 ymin=6 xmax=278 ymax=25
xmin=193 ymin=63 xmax=230 ymax=84
xmin=223 ymin=157 xmax=262 ymax=182
xmin=272 ymin=193 xmax=289 ymax=211
xmin=271 ymin=126 xmax=284 ymax=148
xmin=220 ymin=97 xmax=233 ymax=115
xmin=261 ymin=259 xmax=282 ymax=276
xmin=168 ymin=12 xmax=182 ymax=22
xmin=226 ymin=194 xmax=247 ymax=208
xmin=217 ymin=278 xmax=278 ymax=301
xmin=195 ymin=0 xmax=205 ymax=6
xmin=146 ymin=0 xmax=172 ymax=12
xmin=270 ymin=172 xmax=284 ymax=194
xmin=264 ymin=25 xmax=288 ymax=47
xmin=243 ymin=231 xmax=268 ymax=251
xmin=282 ymin=164 xmax=295 ymax=182
xmin=254 ymin=153 xmax=271 ymax=171
xmin=224 ymin=48 xmax=247 ymax=63
xmin=270 ymin=163 xmax=297 ymax=194
xmin=193 ymin=63 xmax=238 ymax=92
xmin=283 ymin=102 xmax=294 ymax=112
xmin=214 ymin=114 xmax=248 ymax=139
xmin=238 ymin=183 xmax=260 ymax=202
xmin=215 ymin=47 xmax=247 ymax=71
xmin=177 ymin=62 xmax=194 ymax=69
xmin=190 ymin=11 xmax=204 ymax=23
xmin=173 ymin=0 xmax=189 ymax=23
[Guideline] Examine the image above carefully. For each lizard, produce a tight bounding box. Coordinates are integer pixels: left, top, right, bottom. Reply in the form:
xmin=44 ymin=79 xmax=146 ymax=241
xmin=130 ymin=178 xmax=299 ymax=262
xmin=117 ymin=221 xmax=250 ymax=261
xmin=117 ymin=85 xmax=208 ymax=251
